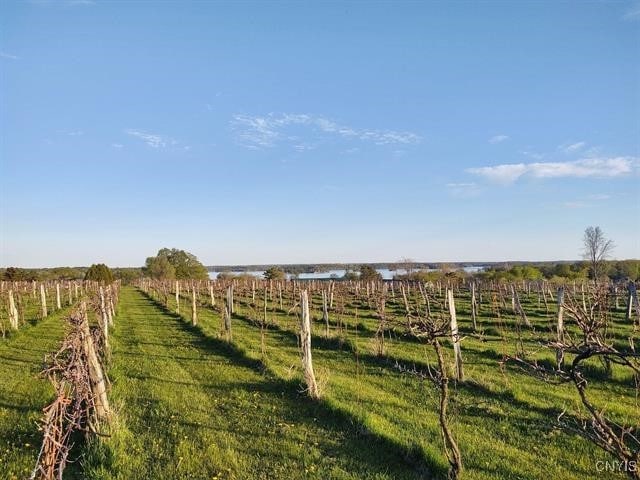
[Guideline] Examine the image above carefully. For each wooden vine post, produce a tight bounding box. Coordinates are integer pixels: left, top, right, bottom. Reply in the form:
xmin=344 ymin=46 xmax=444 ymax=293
xmin=191 ymin=288 xmax=198 ymax=326
xmin=626 ymin=281 xmax=639 ymax=324
xmin=80 ymin=302 xmax=110 ymax=422
xmin=447 ymin=288 xmax=464 ymax=381
xmin=556 ymin=286 xmax=565 ymax=370
xmin=55 ymin=283 xmax=62 ymax=310
xmin=175 ymin=281 xmax=180 ymax=314
xmin=300 ymin=290 xmax=320 ymax=399
xmin=227 ymin=284 xmax=235 ymax=314
xmin=470 ymin=282 xmax=478 ymax=331
xmin=322 ymin=289 xmax=329 ymax=337
xmin=8 ymin=290 xmax=19 ymax=330
xmin=40 ymin=284 xmax=48 ymax=318
xmin=98 ymin=287 xmax=109 ymax=349
xmin=224 ymin=298 xmax=232 ymax=341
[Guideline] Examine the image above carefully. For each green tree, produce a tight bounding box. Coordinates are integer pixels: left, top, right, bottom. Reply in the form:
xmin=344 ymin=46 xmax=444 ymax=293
xmin=146 ymin=248 xmax=208 ymax=280
xmin=342 ymin=269 xmax=359 ymax=281
xmin=145 ymin=256 xmax=176 ymax=279
xmin=3 ymin=267 xmax=28 ymax=281
xmin=359 ymin=265 xmax=382 ymax=282
xmin=264 ymin=266 xmax=285 ymax=280
xmin=113 ymin=268 xmax=143 ymax=284
xmin=84 ymin=264 xmax=114 ymax=283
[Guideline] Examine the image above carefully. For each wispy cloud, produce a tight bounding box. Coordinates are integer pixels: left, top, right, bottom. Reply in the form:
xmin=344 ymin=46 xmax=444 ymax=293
xmin=467 ymin=157 xmax=637 ymax=184
xmin=446 ymin=182 xmax=481 ymax=198
xmin=111 ymin=143 xmax=124 ymax=148
xmin=623 ymin=2 xmax=640 ymax=20
xmin=558 ymin=141 xmax=586 ymax=154
xmin=125 ymin=129 xmax=174 ymax=148
xmin=0 ymin=52 xmax=19 ymax=60
xmin=520 ymin=150 xmax=545 ymax=160
xmin=231 ymin=113 xmax=421 ymax=149
xmin=587 ymin=193 xmax=610 ymax=200
xmin=563 ymin=201 xmax=589 ymax=209
xmin=488 ymin=134 xmax=509 ymax=144
xmin=562 ymin=193 xmax=610 ymax=209
xmin=67 ymin=130 xmax=84 ymax=136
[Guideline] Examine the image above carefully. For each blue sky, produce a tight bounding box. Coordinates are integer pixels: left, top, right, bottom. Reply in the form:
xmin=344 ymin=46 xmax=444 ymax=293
xmin=1 ymin=1 xmax=639 ymax=267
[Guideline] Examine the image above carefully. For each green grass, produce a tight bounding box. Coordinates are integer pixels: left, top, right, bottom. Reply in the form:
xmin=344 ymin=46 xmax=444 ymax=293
xmin=78 ymin=287 xmax=424 ymax=479
xmin=0 ymin=306 xmax=71 ymax=480
xmin=2 ymin=284 xmax=636 ymax=479
xmin=153 ymin=284 xmax=637 ymax=480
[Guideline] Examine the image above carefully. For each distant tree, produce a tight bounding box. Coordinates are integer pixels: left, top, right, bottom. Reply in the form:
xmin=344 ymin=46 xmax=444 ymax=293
xmin=146 ymin=248 xmax=208 ymax=280
xmin=84 ymin=264 xmax=114 ymax=283
xmin=50 ymin=267 xmax=84 ymax=280
xmin=359 ymin=265 xmax=382 ymax=282
xmin=3 ymin=267 xmax=28 ymax=281
xmin=264 ymin=267 xmax=285 ymax=280
xmin=608 ymin=260 xmax=640 ymax=282
xmin=583 ymin=226 xmax=614 ymax=281
xmin=396 ymin=257 xmax=416 ymax=274
xmin=342 ymin=269 xmax=359 ymax=281
xmin=113 ymin=268 xmax=143 ymax=284
xmin=145 ymin=256 xmax=176 ymax=280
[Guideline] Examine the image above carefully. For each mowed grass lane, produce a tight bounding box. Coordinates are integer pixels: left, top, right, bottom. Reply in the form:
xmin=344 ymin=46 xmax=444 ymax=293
xmin=80 ymin=286 xmax=422 ymax=480
xmin=167 ymin=288 xmax=633 ymax=480
xmin=0 ymin=309 xmax=70 ymax=480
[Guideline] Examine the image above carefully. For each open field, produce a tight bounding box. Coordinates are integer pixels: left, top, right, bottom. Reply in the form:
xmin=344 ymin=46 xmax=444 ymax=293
xmin=1 ymin=278 xmax=637 ymax=479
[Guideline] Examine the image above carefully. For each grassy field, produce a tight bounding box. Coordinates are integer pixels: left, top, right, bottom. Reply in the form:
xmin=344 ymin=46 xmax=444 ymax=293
xmin=1 ymin=283 xmax=637 ymax=479
xmin=0 ymin=305 xmax=71 ymax=480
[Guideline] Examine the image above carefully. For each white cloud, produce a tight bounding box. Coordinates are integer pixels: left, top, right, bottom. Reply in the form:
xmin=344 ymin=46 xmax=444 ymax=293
xmin=520 ymin=150 xmax=545 ymax=160
xmin=559 ymin=141 xmax=586 ymax=154
xmin=488 ymin=134 xmax=509 ymax=144
xmin=125 ymin=129 xmax=172 ymax=148
xmin=467 ymin=157 xmax=637 ymax=184
xmin=111 ymin=143 xmax=124 ymax=148
xmin=563 ymin=201 xmax=588 ymax=209
xmin=67 ymin=130 xmax=84 ymax=136
xmin=587 ymin=193 xmax=610 ymax=200
xmin=231 ymin=113 xmax=421 ymax=149
xmin=0 ymin=52 xmax=19 ymax=60
xmin=446 ymin=182 xmax=476 ymax=188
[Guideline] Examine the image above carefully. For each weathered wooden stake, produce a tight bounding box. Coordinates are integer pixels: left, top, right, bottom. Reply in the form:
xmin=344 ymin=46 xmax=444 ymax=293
xmin=8 ymin=290 xmax=19 ymax=329
xmin=175 ymin=281 xmax=180 ymax=314
xmin=447 ymin=289 xmax=464 ymax=381
xmin=626 ymin=281 xmax=639 ymax=324
xmin=209 ymin=284 xmax=215 ymax=307
xmin=471 ymin=282 xmax=478 ymax=331
xmin=191 ymin=288 xmax=198 ymax=326
xmin=224 ymin=299 xmax=232 ymax=341
xmin=80 ymin=302 xmax=110 ymax=422
xmin=98 ymin=287 xmax=109 ymax=348
xmin=55 ymin=283 xmax=62 ymax=310
xmin=300 ymin=290 xmax=320 ymax=399
xmin=556 ymin=287 xmax=565 ymax=370
xmin=322 ymin=290 xmax=329 ymax=337
xmin=40 ymin=284 xmax=48 ymax=318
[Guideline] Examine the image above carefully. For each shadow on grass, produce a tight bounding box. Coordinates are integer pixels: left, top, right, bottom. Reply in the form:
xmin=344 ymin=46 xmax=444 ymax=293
xmin=141 ymin=290 xmax=445 ymax=480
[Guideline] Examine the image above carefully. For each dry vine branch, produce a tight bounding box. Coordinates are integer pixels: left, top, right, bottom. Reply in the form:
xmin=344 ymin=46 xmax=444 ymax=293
xmin=400 ymin=298 xmax=463 ymax=480
xmin=506 ymin=285 xmax=640 ymax=479
xmin=31 ymin=302 xmax=111 ymax=480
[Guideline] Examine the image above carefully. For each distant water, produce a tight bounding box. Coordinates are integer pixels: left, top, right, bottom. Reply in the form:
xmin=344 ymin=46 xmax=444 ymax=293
xmin=208 ymin=266 xmax=483 ymax=280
